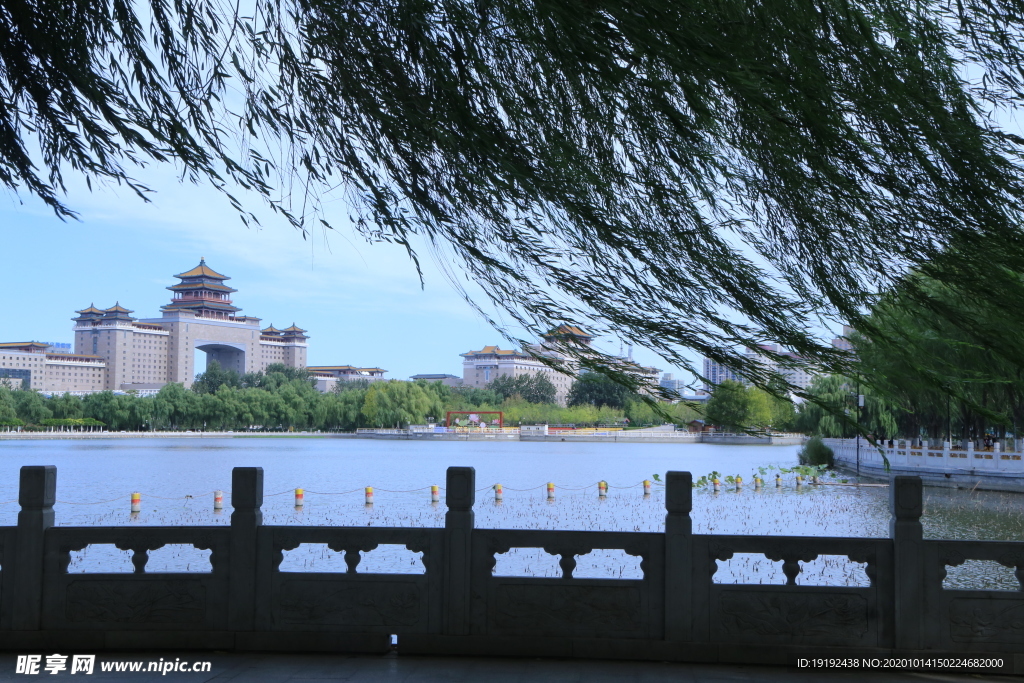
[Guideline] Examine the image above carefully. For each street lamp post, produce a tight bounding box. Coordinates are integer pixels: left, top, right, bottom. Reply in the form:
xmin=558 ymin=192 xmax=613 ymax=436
xmin=855 ymin=381 xmax=864 ymax=477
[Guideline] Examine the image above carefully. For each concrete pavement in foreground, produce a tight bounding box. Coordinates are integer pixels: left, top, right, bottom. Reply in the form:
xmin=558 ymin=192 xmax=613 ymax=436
xmin=0 ymin=652 xmax=1020 ymax=683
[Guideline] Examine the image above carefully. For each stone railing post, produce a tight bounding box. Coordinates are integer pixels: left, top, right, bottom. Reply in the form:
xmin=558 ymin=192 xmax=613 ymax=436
xmin=443 ymin=466 xmax=475 ymax=636
xmin=228 ymin=466 xmax=263 ymax=631
xmin=12 ymin=465 xmax=56 ymax=630
xmin=664 ymin=471 xmax=692 ymax=641
xmin=890 ymin=476 xmax=924 ymax=650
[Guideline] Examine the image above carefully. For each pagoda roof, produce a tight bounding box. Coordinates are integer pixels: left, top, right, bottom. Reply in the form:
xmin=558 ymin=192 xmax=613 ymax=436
xmin=544 ymin=324 xmax=593 ymax=340
xmin=174 ymin=258 xmax=230 ymax=281
xmin=167 ymin=281 xmax=236 ymax=293
xmin=282 ymin=324 xmax=307 ymax=333
xmin=103 ymin=303 xmax=134 ymax=314
xmin=161 ymin=300 xmax=242 ymax=313
xmin=75 ymin=304 xmax=104 ymax=315
xmin=261 ymin=325 xmax=282 ymax=334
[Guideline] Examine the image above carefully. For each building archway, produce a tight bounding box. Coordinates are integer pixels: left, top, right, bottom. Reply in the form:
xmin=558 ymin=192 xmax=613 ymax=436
xmin=194 ymin=341 xmax=247 ymax=376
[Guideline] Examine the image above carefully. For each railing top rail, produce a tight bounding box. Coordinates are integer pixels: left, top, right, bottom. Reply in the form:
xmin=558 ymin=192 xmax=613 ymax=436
xmin=928 ymin=538 xmax=1024 ymax=556
xmin=696 ymin=534 xmax=892 ymax=554
xmin=47 ymin=526 xmax=231 ymax=542
xmin=262 ymin=525 xmax=443 ymax=539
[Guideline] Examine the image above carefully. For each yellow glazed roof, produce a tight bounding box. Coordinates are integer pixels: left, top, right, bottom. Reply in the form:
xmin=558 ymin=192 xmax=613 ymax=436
xmin=174 ymin=258 xmax=230 ymax=280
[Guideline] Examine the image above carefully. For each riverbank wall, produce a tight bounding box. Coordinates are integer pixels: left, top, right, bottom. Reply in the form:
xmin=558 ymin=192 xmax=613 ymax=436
xmin=352 ymin=429 xmax=802 ymax=445
xmin=0 ymin=430 xmax=802 ymax=445
xmin=825 ymin=437 xmax=1024 ymax=493
xmin=0 ymin=431 xmax=355 ymax=440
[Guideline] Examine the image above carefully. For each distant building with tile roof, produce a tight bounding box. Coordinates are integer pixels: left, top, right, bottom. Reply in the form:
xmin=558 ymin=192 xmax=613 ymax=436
xmin=306 ymin=365 xmax=388 ymax=392
xmin=461 ymin=326 xmax=606 ymax=405
xmin=411 ymin=373 xmax=463 ymax=387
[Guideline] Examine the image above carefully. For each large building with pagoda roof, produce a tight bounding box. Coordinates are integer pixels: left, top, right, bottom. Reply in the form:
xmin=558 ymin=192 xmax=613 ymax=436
xmin=63 ymin=259 xmax=309 ymax=391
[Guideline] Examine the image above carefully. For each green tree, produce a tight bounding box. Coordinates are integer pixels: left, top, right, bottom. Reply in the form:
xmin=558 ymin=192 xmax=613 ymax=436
xmin=0 ymin=386 xmax=18 ymax=422
xmin=10 ymin=0 xmax=1024 ymax=399
xmin=192 ymin=360 xmax=241 ymax=394
xmin=46 ymin=392 xmax=84 ymax=419
xmin=488 ymin=373 xmax=557 ymax=404
xmin=796 ymin=374 xmax=899 ymax=439
xmin=567 ymin=373 xmax=634 ymax=409
xmin=747 ymin=389 xmax=774 ymax=429
xmin=361 ymin=381 xmax=435 ymax=428
xmin=831 ymin=270 xmax=1024 ymax=442
xmin=12 ymin=390 xmax=53 ymax=424
xmin=82 ymin=392 xmax=131 ymax=430
xmin=704 ymin=381 xmax=752 ymax=431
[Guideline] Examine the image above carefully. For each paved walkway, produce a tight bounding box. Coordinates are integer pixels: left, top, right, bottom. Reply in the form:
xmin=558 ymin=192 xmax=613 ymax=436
xmin=0 ymin=652 xmax=1018 ymax=682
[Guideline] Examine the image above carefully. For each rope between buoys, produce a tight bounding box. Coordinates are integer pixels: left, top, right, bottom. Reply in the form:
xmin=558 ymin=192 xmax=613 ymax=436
xmin=554 ymin=482 xmax=601 ymax=491
xmin=148 ymin=491 xmax=218 ymax=500
xmin=55 ymin=497 xmax=125 ymax=505
xmin=373 ymin=486 xmax=434 ymax=493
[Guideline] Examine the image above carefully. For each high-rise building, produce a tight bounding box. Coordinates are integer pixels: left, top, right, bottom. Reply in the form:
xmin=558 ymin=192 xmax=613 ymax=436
xmin=703 ymin=343 xmax=820 ymax=391
xmin=832 ymin=324 xmax=855 ymax=351
xmin=702 ymin=356 xmax=743 ymax=390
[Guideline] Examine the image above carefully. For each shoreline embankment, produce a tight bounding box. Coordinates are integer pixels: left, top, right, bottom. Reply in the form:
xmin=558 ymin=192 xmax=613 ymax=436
xmin=0 ymin=430 xmax=803 ymax=445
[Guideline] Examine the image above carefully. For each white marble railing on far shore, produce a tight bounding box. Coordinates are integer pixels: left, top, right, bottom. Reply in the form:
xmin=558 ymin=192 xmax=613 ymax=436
xmin=823 ymin=437 xmax=1024 ymax=474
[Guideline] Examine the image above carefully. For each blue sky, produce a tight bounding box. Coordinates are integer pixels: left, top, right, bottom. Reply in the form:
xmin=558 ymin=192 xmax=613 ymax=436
xmin=0 ymin=164 xmax=691 ymax=384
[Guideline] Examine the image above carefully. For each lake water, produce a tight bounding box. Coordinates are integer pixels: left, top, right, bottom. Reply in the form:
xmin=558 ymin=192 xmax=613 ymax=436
xmin=1 ymin=437 xmax=1021 ymax=588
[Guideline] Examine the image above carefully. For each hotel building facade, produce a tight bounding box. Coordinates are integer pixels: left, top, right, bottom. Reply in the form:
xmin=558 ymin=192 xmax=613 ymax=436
xmin=460 ymin=326 xmax=661 ymax=406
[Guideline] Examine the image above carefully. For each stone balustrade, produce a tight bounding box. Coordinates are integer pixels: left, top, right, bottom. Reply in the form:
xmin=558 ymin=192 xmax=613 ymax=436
xmin=827 ymin=438 xmax=1024 ymax=473
xmin=0 ymin=465 xmax=1021 ymax=671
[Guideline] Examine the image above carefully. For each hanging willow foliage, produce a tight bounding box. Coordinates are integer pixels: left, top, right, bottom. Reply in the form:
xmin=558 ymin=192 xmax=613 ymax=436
xmin=4 ymin=0 xmax=1024 ymax=395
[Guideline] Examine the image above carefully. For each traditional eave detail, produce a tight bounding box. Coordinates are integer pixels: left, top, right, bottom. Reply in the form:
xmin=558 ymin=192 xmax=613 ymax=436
xmin=162 ymin=300 xmax=242 ymax=313
xmin=460 ymin=345 xmax=531 ymax=359
xmin=167 ymin=281 xmax=237 ymax=293
xmin=543 ymin=324 xmax=594 ymax=344
xmin=0 ymin=341 xmax=49 ymax=352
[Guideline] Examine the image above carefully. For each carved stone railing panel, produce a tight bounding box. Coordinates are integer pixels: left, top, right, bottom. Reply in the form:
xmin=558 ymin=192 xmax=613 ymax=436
xmin=471 ymin=529 xmax=664 ymax=639
xmin=703 ymin=535 xmax=887 ymax=587
xmin=933 ymin=541 xmax=1024 ymax=591
xmin=0 ymin=526 xmax=14 ymax=631
xmin=47 ymin=527 xmax=228 ymax=575
xmin=697 ymin=535 xmax=892 ymax=648
xmin=256 ymin=526 xmax=443 ymax=634
xmin=40 ymin=526 xmax=231 ymax=631
xmin=924 ymin=540 xmax=1024 ymax=653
